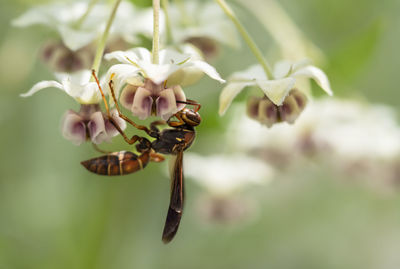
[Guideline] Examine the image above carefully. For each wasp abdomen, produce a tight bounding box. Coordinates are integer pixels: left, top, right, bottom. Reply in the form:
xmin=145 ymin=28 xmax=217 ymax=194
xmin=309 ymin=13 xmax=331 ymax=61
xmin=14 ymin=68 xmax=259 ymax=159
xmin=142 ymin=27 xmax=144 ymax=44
xmin=81 ymin=150 xmax=150 ymax=176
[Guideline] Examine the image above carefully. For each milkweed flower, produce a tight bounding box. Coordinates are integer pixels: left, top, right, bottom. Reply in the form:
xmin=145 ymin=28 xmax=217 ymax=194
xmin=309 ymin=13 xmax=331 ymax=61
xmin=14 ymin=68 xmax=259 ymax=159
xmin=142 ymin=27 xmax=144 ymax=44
xmin=12 ymin=1 xmax=159 ymax=72
xmin=169 ymin=1 xmax=240 ymax=60
xmin=219 ymin=59 xmax=332 ymax=127
xmin=104 ymin=47 xmax=225 ymax=120
xmin=20 ymin=70 xmax=126 ymax=145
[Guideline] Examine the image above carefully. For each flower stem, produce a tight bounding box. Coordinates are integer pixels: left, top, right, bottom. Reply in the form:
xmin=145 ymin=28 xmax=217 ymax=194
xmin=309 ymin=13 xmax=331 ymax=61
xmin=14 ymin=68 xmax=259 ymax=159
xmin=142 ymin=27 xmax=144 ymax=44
xmin=152 ymin=0 xmax=160 ymax=64
xmin=215 ymin=0 xmax=273 ymax=78
xmin=91 ymin=0 xmax=121 ymax=79
xmin=161 ymin=0 xmax=173 ymax=45
xmin=76 ymin=0 xmax=99 ymax=28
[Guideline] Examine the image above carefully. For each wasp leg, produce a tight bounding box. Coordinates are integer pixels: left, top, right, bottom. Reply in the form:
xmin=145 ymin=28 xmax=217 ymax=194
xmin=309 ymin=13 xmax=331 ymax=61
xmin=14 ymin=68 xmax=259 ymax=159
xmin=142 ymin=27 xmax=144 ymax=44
xmin=150 ymin=151 xmax=165 ymax=162
xmin=108 ymin=78 xmax=152 ymax=135
xmin=167 ymin=113 xmax=185 ymax=127
xmin=92 ymin=143 xmax=111 ymax=154
xmin=92 ymin=70 xmax=111 ymax=118
xmin=176 ymin=99 xmax=201 ymax=112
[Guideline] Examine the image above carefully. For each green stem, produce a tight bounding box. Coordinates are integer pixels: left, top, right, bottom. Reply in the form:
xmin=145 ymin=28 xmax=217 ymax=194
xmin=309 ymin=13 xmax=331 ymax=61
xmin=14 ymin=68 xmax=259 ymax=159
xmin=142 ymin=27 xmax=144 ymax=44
xmin=91 ymin=0 xmax=122 ymax=79
xmin=161 ymin=0 xmax=173 ymax=45
xmin=152 ymin=0 xmax=160 ymax=64
xmin=75 ymin=0 xmax=99 ymax=28
xmin=215 ymin=0 xmax=273 ymax=78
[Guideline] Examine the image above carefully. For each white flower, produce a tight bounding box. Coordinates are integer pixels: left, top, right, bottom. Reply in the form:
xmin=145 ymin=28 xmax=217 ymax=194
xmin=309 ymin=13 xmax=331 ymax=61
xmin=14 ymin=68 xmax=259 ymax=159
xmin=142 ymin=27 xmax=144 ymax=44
xmin=228 ymin=98 xmax=400 ymax=161
xmin=104 ymin=47 xmax=225 ymax=120
xmin=12 ymin=1 xmax=158 ymax=51
xmin=184 ymin=153 xmax=274 ymax=195
xmin=20 ymin=70 xmax=127 ymax=145
xmin=219 ymin=59 xmax=333 ymax=116
xmin=20 ymin=69 xmax=102 ymax=104
xmin=61 ymin=105 xmax=126 ymax=145
xmin=169 ymin=1 xmax=240 ymax=53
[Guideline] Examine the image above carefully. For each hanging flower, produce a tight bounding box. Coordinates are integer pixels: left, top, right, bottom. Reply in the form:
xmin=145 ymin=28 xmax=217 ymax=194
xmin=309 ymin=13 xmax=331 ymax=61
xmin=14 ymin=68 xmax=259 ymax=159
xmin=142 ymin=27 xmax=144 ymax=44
xmin=20 ymin=70 xmax=126 ymax=145
xmin=61 ymin=104 xmax=126 ymax=145
xmin=12 ymin=1 xmax=160 ymax=72
xmin=219 ymin=59 xmax=333 ymax=126
xmin=169 ymin=1 xmax=240 ymax=60
xmin=104 ymin=47 xmax=225 ymax=120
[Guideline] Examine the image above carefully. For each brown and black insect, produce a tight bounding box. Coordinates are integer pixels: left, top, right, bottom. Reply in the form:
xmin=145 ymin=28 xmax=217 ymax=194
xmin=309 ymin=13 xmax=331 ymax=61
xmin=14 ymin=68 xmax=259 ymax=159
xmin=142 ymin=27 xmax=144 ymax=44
xmin=81 ymin=71 xmax=201 ymax=243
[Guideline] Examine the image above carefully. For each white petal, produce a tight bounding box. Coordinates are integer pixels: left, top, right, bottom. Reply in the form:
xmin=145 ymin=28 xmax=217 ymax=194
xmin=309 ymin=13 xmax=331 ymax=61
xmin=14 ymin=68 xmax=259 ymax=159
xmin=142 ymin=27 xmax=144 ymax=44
xmin=57 ymin=25 xmax=98 ymax=51
xmin=273 ymin=60 xmax=292 ymax=79
xmin=11 ymin=6 xmax=54 ymax=27
xmin=230 ymin=65 xmax=268 ymax=81
xmin=219 ymin=82 xmax=254 ymax=115
xmin=88 ymin=111 xmax=108 ymax=144
xmin=292 ymin=66 xmax=333 ymax=96
xmin=159 ymin=49 xmax=191 ymax=65
xmin=105 ymin=47 xmax=152 ymax=65
xmin=20 ymin=80 xmax=64 ymax=97
xmin=256 ymin=78 xmax=296 ymax=106
xmin=273 ymin=59 xmax=311 ymax=79
xmin=60 ymin=70 xmax=102 ymax=104
xmin=104 ymin=64 xmax=141 ymax=105
xmin=189 ymin=60 xmax=225 ymax=83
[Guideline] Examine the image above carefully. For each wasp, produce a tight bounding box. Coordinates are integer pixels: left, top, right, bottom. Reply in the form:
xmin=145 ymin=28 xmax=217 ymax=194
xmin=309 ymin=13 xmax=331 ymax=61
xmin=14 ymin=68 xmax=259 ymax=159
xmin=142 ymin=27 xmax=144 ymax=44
xmin=81 ymin=71 xmax=201 ymax=243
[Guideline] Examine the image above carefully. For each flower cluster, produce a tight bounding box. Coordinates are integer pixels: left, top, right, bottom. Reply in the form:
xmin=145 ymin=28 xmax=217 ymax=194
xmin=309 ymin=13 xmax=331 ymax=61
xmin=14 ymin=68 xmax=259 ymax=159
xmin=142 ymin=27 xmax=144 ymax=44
xmin=15 ymin=0 xmax=334 ymax=194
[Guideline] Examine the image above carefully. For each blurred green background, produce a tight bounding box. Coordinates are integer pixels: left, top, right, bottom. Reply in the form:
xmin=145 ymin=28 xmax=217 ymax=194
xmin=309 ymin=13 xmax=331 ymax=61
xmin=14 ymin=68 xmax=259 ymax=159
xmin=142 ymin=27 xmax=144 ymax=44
xmin=1 ymin=0 xmax=400 ymax=268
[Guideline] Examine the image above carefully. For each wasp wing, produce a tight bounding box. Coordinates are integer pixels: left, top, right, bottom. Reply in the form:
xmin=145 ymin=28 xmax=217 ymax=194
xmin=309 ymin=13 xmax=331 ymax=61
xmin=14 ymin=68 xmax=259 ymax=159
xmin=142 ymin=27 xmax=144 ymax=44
xmin=162 ymin=150 xmax=184 ymax=243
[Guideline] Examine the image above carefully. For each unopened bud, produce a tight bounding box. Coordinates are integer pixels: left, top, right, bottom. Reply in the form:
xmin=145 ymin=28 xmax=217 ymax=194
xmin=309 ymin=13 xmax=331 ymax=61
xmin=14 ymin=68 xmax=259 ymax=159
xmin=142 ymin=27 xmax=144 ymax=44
xmin=40 ymin=40 xmax=94 ymax=72
xmin=246 ymin=89 xmax=308 ymax=127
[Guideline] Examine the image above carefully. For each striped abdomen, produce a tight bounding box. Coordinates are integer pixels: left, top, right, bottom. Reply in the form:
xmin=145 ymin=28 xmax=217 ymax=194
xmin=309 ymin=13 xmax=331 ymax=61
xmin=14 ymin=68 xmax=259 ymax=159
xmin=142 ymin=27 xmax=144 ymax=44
xmin=81 ymin=150 xmax=150 ymax=176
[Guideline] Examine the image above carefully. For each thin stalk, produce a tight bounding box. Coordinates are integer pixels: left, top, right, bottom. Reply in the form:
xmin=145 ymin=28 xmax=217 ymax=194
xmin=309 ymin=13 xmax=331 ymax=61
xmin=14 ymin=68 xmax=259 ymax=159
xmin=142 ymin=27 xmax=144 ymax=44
xmin=215 ymin=0 xmax=273 ymax=78
xmin=90 ymin=0 xmax=122 ymax=79
xmin=152 ymin=0 xmax=161 ymax=64
xmin=76 ymin=0 xmax=99 ymax=28
xmin=161 ymin=0 xmax=173 ymax=45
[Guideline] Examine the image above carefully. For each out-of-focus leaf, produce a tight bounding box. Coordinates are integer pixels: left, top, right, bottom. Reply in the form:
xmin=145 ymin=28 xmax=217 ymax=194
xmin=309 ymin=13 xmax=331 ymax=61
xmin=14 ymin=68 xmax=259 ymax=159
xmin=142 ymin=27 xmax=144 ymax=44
xmin=325 ymin=19 xmax=383 ymax=95
xmin=129 ymin=0 xmax=151 ymax=8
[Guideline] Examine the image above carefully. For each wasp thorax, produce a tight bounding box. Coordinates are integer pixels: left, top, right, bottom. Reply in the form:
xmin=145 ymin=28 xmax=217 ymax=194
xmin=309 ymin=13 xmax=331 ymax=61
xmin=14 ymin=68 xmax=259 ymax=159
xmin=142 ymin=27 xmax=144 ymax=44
xmin=247 ymin=89 xmax=308 ymax=127
xmin=40 ymin=40 xmax=94 ymax=72
xmin=182 ymin=109 xmax=201 ymax=126
xmin=135 ymin=138 xmax=152 ymax=153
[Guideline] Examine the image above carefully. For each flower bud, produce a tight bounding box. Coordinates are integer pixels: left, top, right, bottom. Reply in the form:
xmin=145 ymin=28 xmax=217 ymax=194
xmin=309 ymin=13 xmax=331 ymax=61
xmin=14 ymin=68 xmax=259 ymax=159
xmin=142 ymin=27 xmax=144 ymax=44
xmin=246 ymin=89 xmax=308 ymax=127
xmin=40 ymin=40 xmax=94 ymax=73
xmin=61 ymin=104 xmax=126 ymax=145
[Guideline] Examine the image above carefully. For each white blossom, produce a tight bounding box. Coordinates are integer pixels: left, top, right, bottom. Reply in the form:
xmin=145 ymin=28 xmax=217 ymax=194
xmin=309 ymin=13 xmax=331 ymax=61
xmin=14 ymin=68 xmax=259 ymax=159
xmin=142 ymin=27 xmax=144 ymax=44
xmin=219 ymin=59 xmax=332 ymax=116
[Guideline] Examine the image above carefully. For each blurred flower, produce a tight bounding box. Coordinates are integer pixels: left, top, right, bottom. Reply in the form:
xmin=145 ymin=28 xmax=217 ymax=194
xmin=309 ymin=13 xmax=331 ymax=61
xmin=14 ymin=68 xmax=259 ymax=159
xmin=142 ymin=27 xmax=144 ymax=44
xmin=228 ymin=98 xmax=400 ymax=169
xmin=185 ymin=153 xmax=274 ymax=224
xmin=12 ymin=1 xmax=156 ymax=51
xmin=61 ymin=104 xmax=126 ymax=145
xmin=169 ymin=1 xmax=240 ymax=60
xmin=104 ymin=47 xmax=225 ymax=120
xmin=219 ymin=60 xmax=332 ymax=126
xmin=185 ymin=153 xmax=274 ymax=195
xmin=39 ymin=40 xmax=95 ymax=73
